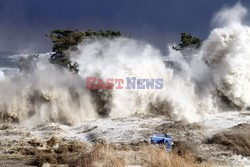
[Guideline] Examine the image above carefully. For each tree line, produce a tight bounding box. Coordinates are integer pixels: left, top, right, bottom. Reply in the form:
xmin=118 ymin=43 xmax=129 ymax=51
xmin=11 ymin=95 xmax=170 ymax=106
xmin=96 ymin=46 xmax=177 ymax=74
xmin=18 ymin=29 xmax=202 ymax=73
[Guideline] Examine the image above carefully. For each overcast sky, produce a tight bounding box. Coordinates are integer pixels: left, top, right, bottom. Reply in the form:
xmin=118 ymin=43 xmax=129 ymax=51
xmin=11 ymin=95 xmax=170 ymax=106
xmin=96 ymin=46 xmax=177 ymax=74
xmin=0 ymin=0 xmax=249 ymax=54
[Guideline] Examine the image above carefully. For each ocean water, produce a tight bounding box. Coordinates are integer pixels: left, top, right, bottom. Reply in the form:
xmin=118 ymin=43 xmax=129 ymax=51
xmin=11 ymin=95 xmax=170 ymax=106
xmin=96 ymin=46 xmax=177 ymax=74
xmin=0 ymin=53 xmax=51 ymax=78
xmin=0 ymin=55 xmax=19 ymax=78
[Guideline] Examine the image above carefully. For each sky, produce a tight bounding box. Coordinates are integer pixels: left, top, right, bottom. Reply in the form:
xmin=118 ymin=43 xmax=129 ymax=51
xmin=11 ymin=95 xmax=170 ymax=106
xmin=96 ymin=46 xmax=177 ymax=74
xmin=0 ymin=0 xmax=249 ymax=54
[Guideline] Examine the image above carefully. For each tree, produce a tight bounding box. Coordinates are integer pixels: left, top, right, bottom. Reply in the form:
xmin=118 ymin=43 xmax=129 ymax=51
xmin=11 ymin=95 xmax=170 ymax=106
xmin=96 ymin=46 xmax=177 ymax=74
xmin=173 ymin=32 xmax=202 ymax=50
xmin=47 ymin=29 xmax=122 ymax=73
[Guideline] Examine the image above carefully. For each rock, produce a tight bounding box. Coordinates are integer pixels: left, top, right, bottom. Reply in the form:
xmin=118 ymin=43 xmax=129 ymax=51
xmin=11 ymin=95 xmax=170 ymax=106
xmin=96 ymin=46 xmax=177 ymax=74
xmin=0 ymin=125 xmax=8 ymax=130
xmin=47 ymin=137 xmax=59 ymax=147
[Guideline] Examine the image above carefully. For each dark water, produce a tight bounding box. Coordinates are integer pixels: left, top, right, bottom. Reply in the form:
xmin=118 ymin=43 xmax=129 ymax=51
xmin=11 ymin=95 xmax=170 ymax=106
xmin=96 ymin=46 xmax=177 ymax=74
xmin=0 ymin=55 xmax=18 ymax=68
xmin=0 ymin=55 xmax=20 ymax=76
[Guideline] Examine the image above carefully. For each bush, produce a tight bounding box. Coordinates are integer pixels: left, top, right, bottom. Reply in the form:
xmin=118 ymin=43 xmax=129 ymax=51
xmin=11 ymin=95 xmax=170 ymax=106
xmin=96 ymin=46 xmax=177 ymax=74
xmin=76 ymin=144 xmax=124 ymax=167
xmin=141 ymin=145 xmax=210 ymax=167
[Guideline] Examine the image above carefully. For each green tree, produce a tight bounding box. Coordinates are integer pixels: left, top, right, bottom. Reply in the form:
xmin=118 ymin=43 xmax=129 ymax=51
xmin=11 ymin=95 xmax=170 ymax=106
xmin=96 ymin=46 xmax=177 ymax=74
xmin=173 ymin=32 xmax=202 ymax=50
xmin=47 ymin=29 xmax=122 ymax=73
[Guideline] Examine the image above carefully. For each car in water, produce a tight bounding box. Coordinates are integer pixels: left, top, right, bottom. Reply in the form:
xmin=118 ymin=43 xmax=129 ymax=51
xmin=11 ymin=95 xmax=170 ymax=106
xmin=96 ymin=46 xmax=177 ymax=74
xmin=150 ymin=133 xmax=173 ymax=152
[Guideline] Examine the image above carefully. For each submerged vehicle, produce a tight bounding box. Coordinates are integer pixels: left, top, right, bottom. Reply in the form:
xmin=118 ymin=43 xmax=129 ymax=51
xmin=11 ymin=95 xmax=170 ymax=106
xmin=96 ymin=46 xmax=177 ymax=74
xmin=150 ymin=133 xmax=173 ymax=152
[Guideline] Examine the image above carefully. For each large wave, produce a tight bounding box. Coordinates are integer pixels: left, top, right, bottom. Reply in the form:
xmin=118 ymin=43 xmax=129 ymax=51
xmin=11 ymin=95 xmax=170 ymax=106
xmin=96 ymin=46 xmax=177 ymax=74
xmin=0 ymin=2 xmax=249 ymax=126
xmin=203 ymin=2 xmax=250 ymax=109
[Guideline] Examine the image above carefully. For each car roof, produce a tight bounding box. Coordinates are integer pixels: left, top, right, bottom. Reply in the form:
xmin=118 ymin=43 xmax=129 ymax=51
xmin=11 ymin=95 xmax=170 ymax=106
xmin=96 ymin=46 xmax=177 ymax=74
xmin=152 ymin=133 xmax=171 ymax=137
